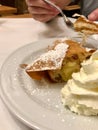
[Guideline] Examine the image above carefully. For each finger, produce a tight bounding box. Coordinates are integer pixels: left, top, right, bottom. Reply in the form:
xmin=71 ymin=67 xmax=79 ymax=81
xmin=88 ymin=8 xmax=98 ymax=21
xmin=28 ymin=6 xmax=59 ymax=14
xmin=26 ymin=0 xmax=58 ymax=11
xmin=32 ymin=14 xmax=57 ymax=22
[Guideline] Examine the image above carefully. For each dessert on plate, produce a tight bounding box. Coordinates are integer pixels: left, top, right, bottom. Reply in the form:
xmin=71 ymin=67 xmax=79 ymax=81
xmin=73 ymin=15 xmax=98 ymax=35
xmin=22 ymin=38 xmax=95 ymax=82
xmin=61 ymin=50 xmax=98 ymax=116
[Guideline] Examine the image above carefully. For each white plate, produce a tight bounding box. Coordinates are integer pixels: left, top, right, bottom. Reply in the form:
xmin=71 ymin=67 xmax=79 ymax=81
xmin=0 ymin=39 xmax=98 ymax=130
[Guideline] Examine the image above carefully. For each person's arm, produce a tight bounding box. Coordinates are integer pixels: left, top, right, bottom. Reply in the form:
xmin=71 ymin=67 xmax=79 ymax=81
xmin=88 ymin=8 xmax=98 ymax=21
xmin=25 ymin=0 xmax=71 ymax=22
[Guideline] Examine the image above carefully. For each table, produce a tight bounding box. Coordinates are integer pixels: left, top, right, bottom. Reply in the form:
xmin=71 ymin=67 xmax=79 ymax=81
xmin=0 ymin=5 xmax=17 ymax=16
xmin=1 ymin=13 xmax=32 ymax=18
xmin=64 ymin=4 xmax=80 ymax=11
xmin=0 ymin=16 xmax=69 ymax=130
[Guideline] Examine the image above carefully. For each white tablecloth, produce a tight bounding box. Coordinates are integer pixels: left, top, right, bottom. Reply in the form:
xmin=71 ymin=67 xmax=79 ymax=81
xmin=0 ymin=17 xmax=70 ymax=130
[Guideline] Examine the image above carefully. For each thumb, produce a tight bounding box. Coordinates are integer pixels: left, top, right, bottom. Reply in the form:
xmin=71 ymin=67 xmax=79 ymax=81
xmin=88 ymin=8 xmax=98 ymax=21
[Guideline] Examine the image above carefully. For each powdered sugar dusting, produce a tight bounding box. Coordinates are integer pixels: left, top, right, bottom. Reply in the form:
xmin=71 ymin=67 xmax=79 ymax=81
xmin=26 ymin=42 xmax=69 ymax=71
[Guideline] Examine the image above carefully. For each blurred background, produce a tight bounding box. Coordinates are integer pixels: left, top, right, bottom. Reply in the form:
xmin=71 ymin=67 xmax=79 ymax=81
xmin=0 ymin=0 xmax=28 ymax=14
xmin=0 ymin=0 xmax=80 ymax=17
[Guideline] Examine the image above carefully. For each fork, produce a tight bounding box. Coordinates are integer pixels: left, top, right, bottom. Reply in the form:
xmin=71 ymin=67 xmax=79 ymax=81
xmin=43 ymin=0 xmax=74 ymax=28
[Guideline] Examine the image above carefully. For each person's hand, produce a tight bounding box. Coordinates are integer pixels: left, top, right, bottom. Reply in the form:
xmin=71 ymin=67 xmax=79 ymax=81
xmin=88 ymin=8 xmax=98 ymax=21
xmin=25 ymin=0 xmax=71 ymax=22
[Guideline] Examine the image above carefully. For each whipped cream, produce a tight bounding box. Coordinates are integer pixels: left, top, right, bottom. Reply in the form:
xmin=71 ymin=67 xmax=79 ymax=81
xmin=61 ymin=50 xmax=98 ymax=116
